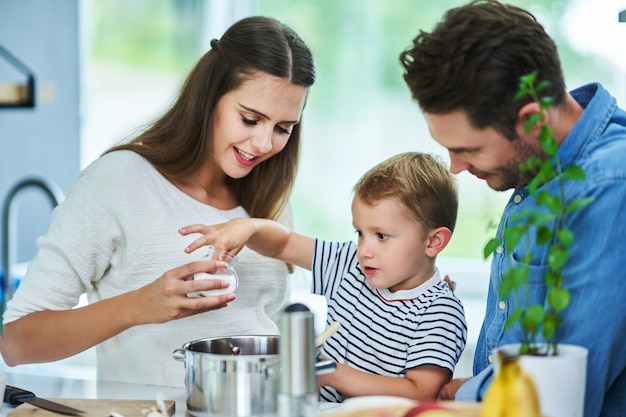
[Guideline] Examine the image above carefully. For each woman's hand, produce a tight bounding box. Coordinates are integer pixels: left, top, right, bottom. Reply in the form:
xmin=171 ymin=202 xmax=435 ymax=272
xmin=0 ymin=258 xmax=236 ymax=366
xmin=179 ymin=219 xmax=255 ymax=258
xmin=131 ymin=259 xmax=237 ymax=324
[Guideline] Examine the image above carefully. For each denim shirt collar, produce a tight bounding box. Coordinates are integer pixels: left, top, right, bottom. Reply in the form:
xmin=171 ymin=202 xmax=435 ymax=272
xmin=557 ymin=83 xmax=615 ymax=170
xmin=514 ymin=83 xmax=616 ymax=198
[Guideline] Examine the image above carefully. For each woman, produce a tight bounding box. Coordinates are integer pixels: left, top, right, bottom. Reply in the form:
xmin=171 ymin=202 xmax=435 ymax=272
xmin=0 ymin=16 xmax=315 ymax=387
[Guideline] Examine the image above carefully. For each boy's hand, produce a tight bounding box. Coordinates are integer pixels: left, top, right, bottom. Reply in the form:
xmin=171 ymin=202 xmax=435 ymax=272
xmin=179 ymin=218 xmax=254 ymax=257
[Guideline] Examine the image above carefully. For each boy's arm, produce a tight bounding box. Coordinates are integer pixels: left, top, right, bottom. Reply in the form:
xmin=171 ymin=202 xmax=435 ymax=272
xmin=245 ymin=218 xmax=315 ymax=270
xmin=319 ymin=362 xmax=450 ymax=401
xmin=180 ymin=218 xmax=315 ymax=270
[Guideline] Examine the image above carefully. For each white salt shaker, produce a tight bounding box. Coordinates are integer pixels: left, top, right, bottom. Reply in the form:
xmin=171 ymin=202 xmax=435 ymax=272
xmin=189 ymin=246 xmax=239 ymax=297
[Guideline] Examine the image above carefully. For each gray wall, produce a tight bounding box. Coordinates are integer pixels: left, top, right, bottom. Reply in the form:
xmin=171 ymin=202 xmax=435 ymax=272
xmin=0 ymin=0 xmax=80 ymax=269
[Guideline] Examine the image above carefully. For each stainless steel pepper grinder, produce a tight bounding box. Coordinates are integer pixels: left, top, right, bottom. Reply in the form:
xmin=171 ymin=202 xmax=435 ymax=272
xmin=278 ymin=302 xmax=318 ymax=417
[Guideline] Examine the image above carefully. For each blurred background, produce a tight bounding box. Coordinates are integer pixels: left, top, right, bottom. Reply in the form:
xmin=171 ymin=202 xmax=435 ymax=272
xmin=1 ymin=0 xmax=625 ymax=378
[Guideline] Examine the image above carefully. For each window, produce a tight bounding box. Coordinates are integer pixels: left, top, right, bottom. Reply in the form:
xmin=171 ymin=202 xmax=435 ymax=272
xmin=78 ymin=0 xmax=626 ymax=378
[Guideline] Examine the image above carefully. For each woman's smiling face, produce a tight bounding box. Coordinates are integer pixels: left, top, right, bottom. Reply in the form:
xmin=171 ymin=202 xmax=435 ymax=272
xmin=210 ymin=72 xmax=309 ymax=179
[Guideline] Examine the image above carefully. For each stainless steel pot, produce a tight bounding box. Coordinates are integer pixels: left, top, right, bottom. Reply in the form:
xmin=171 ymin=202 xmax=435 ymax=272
xmin=173 ymin=335 xmax=280 ymax=417
xmin=173 ymin=334 xmax=336 ymax=417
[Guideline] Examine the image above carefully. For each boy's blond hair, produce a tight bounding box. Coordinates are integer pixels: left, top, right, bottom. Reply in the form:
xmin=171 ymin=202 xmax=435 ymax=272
xmin=354 ymin=152 xmax=458 ymax=232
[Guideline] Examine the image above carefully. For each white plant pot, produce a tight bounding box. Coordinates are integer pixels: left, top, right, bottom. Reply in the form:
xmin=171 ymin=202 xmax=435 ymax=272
xmin=495 ymin=344 xmax=587 ymax=417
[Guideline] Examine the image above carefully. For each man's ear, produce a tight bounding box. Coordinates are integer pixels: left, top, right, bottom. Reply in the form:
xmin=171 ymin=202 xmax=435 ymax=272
xmin=516 ymin=101 xmax=544 ymax=137
xmin=425 ymin=226 xmax=452 ymax=258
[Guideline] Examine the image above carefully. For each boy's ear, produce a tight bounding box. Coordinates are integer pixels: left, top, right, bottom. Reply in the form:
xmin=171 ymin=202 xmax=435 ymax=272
xmin=425 ymin=226 xmax=452 ymax=257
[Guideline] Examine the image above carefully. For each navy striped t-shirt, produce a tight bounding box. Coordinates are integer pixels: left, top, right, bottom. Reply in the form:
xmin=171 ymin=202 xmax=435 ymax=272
xmin=312 ymin=239 xmax=467 ymax=403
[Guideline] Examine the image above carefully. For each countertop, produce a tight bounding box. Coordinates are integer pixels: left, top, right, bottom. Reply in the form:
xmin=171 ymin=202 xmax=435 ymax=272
xmin=0 ymin=371 xmax=342 ymax=417
xmin=0 ymin=372 xmax=187 ymax=417
xmin=0 ymin=371 xmax=481 ymax=417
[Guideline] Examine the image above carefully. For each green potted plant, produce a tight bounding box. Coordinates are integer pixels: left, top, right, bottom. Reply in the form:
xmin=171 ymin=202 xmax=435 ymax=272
xmin=482 ymin=71 xmax=593 ymax=417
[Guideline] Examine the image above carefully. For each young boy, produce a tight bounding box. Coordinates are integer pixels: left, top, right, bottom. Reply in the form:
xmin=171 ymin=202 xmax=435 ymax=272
xmin=179 ymin=152 xmax=467 ymax=402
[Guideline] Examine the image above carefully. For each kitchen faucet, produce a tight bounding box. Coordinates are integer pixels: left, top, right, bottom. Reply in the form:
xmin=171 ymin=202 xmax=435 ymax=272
xmin=1 ymin=177 xmax=65 ymax=322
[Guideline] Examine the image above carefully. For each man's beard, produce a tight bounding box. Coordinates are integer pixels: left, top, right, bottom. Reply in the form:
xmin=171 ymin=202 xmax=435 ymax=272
xmin=485 ymin=138 xmax=546 ymax=192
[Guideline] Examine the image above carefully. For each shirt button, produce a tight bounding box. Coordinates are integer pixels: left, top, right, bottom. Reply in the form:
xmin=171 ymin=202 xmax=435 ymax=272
xmin=495 ymin=245 xmax=503 ymax=254
xmin=514 ymin=194 xmax=522 ymax=203
xmin=499 ymin=301 xmax=506 ymax=310
xmin=488 ymin=354 xmax=495 ymax=363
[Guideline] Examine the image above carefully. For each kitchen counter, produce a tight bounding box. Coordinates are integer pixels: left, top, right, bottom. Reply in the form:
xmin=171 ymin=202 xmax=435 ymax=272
xmin=0 ymin=371 xmax=341 ymax=417
xmin=0 ymin=371 xmax=479 ymax=417
xmin=1 ymin=372 xmax=187 ymax=417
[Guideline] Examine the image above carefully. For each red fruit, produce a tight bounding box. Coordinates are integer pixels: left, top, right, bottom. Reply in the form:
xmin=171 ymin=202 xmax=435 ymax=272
xmin=403 ymin=401 xmax=456 ymax=417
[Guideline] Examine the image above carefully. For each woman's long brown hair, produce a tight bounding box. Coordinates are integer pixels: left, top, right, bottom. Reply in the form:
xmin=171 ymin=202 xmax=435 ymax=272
xmin=107 ymin=16 xmax=315 ymax=220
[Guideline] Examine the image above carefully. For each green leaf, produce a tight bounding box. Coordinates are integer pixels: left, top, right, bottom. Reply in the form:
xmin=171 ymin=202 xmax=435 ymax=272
xmin=528 ymin=176 xmax=540 ymax=194
xmin=505 ymin=307 xmax=523 ymax=330
xmin=539 ymin=95 xmax=554 ymax=107
xmin=548 ymin=245 xmax=569 ymax=271
xmin=519 ymin=159 xmax=532 ymax=173
xmin=511 ymin=267 xmax=529 ymax=290
xmin=499 ymin=267 xmax=529 ymax=298
xmin=504 ymin=224 xmax=526 ymax=250
xmin=556 ymin=228 xmax=574 ymax=247
xmin=522 ymin=305 xmax=544 ymax=336
xmin=548 ymin=287 xmax=570 ymax=313
xmin=519 ymin=342 xmax=531 ymax=355
xmin=520 ymin=71 xmax=537 ymax=85
xmin=535 ymin=190 xmax=552 ymax=206
xmin=544 ymin=270 xmax=559 ymax=287
xmin=529 ymin=210 xmax=557 ymax=226
xmin=542 ymin=314 xmax=556 ymax=341
xmin=538 ymin=129 xmax=555 ymax=153
xmin=536 ymin=80 xmax=551 ymax=92
xmin=483 ymin=238 xmax=500 ymax=259
xmin=499 ymin=269 xmax=515 ymax=299
xmin=523 ymin=156 xmax=542 ymax=172
xmin=536 ymin=163 xmax=557 ymax=184
xmin=536 ymin=225 xmax=552 ymax=245
xmin=548 ymin=287 xmax=570 ymax=314
xmin=567 ymin=196 xmax=594 ymax=213
xmin=527 ymin=304 xmax=545 ymax=323
xmin=525 ymin=113 xmax=542 ymax=133
xmin=545 ymin=194 xmax=562 ymax=214
xmin=535 ymin=191 xmax=561 ymax=215
xmin=562 ymin=165 xmax=586 ymax=181
xmin=514 ymin=88 xmax=529 ymax=102
xmin=542 ymin=140 xmax=558 ymax=157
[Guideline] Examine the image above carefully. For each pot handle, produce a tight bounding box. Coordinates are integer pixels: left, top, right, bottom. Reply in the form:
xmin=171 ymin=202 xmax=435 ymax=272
xmin=172 ymin=348 xmax=185 ymax=362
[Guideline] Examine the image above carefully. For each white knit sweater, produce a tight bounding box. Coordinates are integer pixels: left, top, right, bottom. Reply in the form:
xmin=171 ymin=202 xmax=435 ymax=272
xmin=4 ymin=151 xmax=289 ymax=386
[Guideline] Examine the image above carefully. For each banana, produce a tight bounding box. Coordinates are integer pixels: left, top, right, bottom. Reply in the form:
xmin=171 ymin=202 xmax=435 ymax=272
xmin=480 ymin=361 xmax=507 ymax=417
xmin=480 ymin=351 xmax=541 ymax=417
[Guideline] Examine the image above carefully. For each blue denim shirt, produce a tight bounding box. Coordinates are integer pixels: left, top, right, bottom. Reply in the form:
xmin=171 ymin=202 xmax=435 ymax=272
xmin=456 ymin=83 xmax=626 ymax=417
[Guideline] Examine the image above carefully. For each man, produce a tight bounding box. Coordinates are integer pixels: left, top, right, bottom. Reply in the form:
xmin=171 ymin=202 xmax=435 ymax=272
xmin=399 ymin=1 xmax=626 ymax=416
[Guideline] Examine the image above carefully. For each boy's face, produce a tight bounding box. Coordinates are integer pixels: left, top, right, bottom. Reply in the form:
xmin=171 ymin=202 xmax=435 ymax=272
xmin=423 ymin=110 xmax=541 ymax=191
xmin=351 ymin=196 xmax=434 ymax=292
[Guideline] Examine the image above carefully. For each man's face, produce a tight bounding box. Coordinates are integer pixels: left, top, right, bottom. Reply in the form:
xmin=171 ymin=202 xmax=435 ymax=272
xmin=423 ymin=110 xmax=541 ymax=191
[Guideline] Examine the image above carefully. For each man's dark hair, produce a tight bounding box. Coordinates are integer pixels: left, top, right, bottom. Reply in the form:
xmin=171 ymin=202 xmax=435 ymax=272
xmin=400 ymin=0 xmax=565 ymax=140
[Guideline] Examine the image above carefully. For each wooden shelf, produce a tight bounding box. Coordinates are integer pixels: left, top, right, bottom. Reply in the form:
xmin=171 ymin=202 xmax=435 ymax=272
xmin=1 ymin=43 xmax=36 ymax=108
xmin=0 ymin=82 xmax=30 ymax=105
